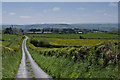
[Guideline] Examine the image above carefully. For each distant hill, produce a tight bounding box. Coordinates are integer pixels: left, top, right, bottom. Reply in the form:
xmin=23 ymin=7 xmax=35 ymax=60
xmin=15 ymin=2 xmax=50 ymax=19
xmin=2 ymin=24 xmax=118 ymax=31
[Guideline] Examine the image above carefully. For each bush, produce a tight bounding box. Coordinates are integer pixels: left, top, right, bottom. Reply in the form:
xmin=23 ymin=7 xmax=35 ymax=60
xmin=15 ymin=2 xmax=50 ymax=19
xmin=30 ymin=38 xmax=39 ymax=47
xmin=10 ymin=45 xmax=20 ymax=51
xmin=22 ymin=36 xmax=25 ymax=39
xmin=30 ymin=38 xmax=50 ymax=47
xmin=79 ymin=36 xmax=84 ymax=39
xmin=38 ymin=39 xmax=50 ymax=47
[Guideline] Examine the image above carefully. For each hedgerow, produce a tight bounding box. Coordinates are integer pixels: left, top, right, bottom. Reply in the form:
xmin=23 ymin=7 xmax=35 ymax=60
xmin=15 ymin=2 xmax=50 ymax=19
xmin=27 ymin=40 xmax=119 ymax=78
xmin=28 ymin=38 xmax=119 ymax=67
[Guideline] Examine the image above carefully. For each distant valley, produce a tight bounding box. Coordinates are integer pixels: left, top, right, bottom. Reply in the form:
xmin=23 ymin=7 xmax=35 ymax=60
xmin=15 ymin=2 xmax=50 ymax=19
xmin=2 ymin=24 xmax=118 ymax=31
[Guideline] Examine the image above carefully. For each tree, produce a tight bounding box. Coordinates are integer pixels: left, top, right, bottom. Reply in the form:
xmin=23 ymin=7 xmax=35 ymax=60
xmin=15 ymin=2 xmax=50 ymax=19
xmin=3 ymin=27 xmax=13 ymax=34
xmin=3 ymin=27 xmax=18 ymax=34
xmin=79 ymin=36 xmax=84 ymax=39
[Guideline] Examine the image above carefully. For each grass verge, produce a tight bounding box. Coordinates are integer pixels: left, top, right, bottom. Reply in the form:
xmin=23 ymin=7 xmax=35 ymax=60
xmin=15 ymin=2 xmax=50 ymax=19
xmin=2 ymin=35 xmax=24 ymax=78
xmin=27 ymin=39 xmax=119 ymax=78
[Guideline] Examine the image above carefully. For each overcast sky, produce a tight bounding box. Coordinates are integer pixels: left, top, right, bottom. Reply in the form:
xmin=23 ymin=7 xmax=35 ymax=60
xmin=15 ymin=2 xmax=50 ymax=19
xmin=2 ymin=2 xmax=118 ymax=24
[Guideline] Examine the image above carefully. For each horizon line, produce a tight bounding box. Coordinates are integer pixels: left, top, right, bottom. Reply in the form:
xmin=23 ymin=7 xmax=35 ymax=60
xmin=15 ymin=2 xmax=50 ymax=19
xmin=1 ymin=23 xmax=118 ymax=25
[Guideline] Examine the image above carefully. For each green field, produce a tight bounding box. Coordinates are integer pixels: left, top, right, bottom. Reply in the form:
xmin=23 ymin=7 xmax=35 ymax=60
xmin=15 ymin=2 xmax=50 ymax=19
xmin=2 ymin=34 xmax=18 ymax=47
xmin=28 ymin=33 xmax=119 ymax=39
xmin=31 ymin=37 xmax=118 ymax=46
xmin=28 ymin=33 xmax=118 ymax=47
xmin=2 ymin=32 xmax=119 ymax=78
xmin=27 ymin=33 xmax=119 ymax=78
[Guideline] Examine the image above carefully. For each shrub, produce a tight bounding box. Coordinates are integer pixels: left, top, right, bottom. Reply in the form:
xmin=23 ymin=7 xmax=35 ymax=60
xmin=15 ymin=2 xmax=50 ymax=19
xmin=10 ymin=45 xmax=20 ymax=51
xmin=30 ymin=38 xmax=39 ymax=47
xmin=38 ymin=39 xmax=50 ymax=47
xmin=79 ymin=36 xmax=84 ymax=39
xmin=30 ymin=38 xmax=50 ymax=47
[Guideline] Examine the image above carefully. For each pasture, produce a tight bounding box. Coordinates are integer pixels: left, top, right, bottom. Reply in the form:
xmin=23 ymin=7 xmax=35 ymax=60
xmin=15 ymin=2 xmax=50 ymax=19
xmin=28 ymin=32 xmax=119 ymax=39
xmin=2 ymin=34 xmax=18 ymax=47
xmin=28 ymin=33 xmax=118 ymax=47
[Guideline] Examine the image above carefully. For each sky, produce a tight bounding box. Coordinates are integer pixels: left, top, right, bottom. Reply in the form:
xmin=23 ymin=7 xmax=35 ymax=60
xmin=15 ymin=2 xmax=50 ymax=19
xmin=2 ymin=2 xmax=118 ymax=24
xmin=2 ymin=0 xmax=120 ymax=2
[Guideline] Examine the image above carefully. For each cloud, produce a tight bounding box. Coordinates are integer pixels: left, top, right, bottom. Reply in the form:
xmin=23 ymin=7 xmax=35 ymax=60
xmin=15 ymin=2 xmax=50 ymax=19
xmin=103 ymin=13 xmax=111 ymax=17
xmin=20 ymin=16 xmax=31 ymax=19
xmin=53 ymin=7 xmax=60 ymax=11
xmin=109 ymin=2 xmax=117 ymax=7
xmin=9 ymin=12 xmax=16 ymax=15
xmin=43 ymin=7 xmax=60 ymax=13
xmin=77 ymin=7 xmax=85 ymax=10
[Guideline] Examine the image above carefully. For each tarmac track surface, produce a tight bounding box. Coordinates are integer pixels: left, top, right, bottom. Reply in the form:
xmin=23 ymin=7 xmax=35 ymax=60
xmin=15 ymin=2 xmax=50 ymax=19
xmin=16 ymin=36 xmax=52 ymax=80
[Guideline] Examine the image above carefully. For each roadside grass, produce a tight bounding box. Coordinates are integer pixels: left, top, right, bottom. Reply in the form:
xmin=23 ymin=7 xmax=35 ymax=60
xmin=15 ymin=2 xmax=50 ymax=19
xmin=2 ymin=34 xmax=24 ymax=78
xmin=0 ymin=34 xmax=1 ymax=79
xmin=27 ymin=39 xmax=119 ymax=78
xmin=2 ymin=45 xmax=22 ymax=78
xmin=0 ymin=46 xmax=2 ymax=79
xmin=2 ymin=41 xmax=10 ymax=47
xmin=27 ymin=46 xmax=118 ymax=78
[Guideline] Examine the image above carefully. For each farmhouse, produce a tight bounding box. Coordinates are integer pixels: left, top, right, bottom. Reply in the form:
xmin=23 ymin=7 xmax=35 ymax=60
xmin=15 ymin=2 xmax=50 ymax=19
xmin=78 ymin=31 xmax=83 ymax=34
xmin=26 ymin=31 xmax=52 ymax=34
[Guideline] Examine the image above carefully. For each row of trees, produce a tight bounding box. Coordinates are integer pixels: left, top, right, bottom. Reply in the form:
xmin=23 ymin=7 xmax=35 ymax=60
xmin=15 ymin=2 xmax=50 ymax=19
xmin=3 ymin=27 xmax=24 ymax=34
xmin=29 ymin=28 xmax=88 ymax=34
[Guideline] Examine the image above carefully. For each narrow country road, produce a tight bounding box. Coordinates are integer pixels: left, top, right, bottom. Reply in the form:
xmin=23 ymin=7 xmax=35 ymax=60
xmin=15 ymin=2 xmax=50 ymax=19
xmin=16 ymin=36 xmax=52 ymax=79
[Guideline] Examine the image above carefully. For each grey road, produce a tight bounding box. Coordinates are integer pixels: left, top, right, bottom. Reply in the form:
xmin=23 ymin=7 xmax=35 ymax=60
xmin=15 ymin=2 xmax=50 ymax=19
xmin=16 ymin=36 xmax=52 ymax=79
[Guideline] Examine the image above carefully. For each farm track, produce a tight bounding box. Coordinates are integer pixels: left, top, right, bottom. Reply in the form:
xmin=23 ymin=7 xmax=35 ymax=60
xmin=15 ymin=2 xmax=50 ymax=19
xmin=16 ymin=36 xmax=52 ymax=80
